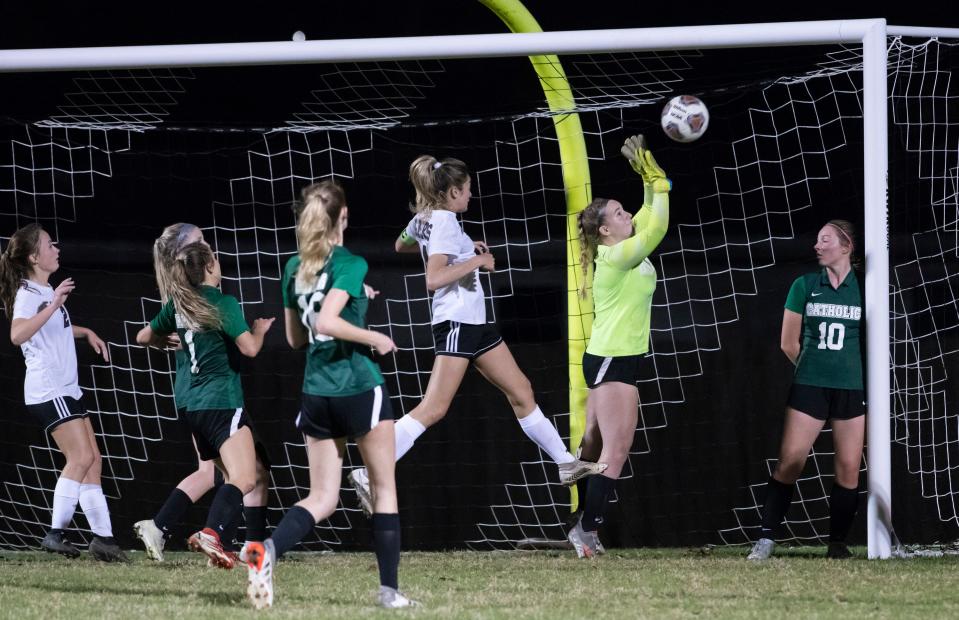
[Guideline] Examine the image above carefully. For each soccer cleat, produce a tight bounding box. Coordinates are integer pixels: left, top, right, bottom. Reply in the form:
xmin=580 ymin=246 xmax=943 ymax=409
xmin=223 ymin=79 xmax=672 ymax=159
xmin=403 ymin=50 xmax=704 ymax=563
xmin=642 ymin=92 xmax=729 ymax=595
xmin=558 ymin=459 xmax=608 ymax=487
xmin=747 ymin=538 xmax=776 ymax=561
xmin=349 ymin=468 xmax=374 ymax=518
xmin=40 ymin=529 xmax=80 ymax=558
xmin=207 ymin=550 xmax=240 ymax=569
xmin=567 ymin=515 xmax=600 ymax=559
xmin=133 ymin=519 xmax=166 ymax=562
xmin=826 ymin=541 xmax=853 ymax=559
xmin=89 ymin=536 xmax=130 ymax=563
xmin=377 ymin=585 xmax=418 ymax=609
xmin=188 ymin=527 xmax=235 ymax=569
xmin=245 ymin=539 xmax=275 ymax=610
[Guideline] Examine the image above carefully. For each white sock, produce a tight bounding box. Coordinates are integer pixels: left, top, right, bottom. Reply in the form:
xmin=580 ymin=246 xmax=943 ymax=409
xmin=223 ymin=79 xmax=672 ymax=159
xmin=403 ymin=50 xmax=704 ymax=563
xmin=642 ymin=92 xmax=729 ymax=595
xmin=51 ymin=476 xmax=81 ymax=530
xmin=78 ymin=483 xmax=113 ymax=537
xmin=394 ymin=415 xmax=427 ymax=462
xmin=518 ymin=406 xmax=575 ymax=464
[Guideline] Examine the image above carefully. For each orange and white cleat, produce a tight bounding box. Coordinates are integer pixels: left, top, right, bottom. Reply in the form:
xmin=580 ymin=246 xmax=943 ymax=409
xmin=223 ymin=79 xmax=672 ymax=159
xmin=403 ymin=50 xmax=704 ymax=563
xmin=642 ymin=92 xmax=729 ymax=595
xmin=187 ymin=528 xmax=235 ymax=569
xmin=245 ymin=539 xmax=275 ymax=610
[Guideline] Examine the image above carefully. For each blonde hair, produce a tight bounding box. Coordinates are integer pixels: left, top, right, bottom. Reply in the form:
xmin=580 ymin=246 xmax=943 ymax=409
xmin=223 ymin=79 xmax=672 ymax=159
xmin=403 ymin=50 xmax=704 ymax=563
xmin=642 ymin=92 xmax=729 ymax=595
xmin=0 ymin=223 xmax=43 ymax=317
xmin=408 ymin=155 xmax=470 ymax=217
xmin=167 ymin=241 xmax=222 ymax=331
xmin=296 ymin=179 xmax=346 ymax=291
xmin=153 ymin=223 xmax=200 ymax=302
xmin=575 ymin=198 xmax=611 ymax=299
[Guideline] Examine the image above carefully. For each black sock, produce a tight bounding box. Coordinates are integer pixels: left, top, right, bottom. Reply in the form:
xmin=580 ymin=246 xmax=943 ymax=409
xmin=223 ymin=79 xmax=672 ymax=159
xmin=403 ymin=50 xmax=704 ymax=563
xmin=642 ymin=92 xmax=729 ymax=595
xmin=829 ymin=483 xmax=859 ymax=543
xmin=760 ymin=477 xmax=796 ymax=539
xmin=582 ymin=475 xmax=615 ymax=532
xmin=154 ymin=488 xmax=193 ymax=538
xmin=271 ymin=505 xmax=316 ymax=558
xmin=372 ymin=513 xmax=401 ymax=590
xmin=205 ymin=483 xmax=243 ymax=537
xmin=221 ymin=500 xmax=243 ymax=551
xmin=575 ymin=473 xmax=591 ymax=514
xmin=244 ymin=506 xmax=268 ymax=543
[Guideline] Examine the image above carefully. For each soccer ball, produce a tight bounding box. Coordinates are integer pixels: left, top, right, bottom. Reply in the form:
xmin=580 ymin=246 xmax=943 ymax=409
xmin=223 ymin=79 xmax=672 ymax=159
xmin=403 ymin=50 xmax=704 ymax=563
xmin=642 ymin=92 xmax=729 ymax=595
xmin=660 ymin=95 xmax=709 ymax=143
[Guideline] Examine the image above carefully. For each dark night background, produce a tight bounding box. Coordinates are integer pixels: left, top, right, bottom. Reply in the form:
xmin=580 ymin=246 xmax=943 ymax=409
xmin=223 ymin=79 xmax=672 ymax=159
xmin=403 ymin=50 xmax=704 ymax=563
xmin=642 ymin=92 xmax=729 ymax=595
xmin=1 ymin=2 xmax=958 ymax=552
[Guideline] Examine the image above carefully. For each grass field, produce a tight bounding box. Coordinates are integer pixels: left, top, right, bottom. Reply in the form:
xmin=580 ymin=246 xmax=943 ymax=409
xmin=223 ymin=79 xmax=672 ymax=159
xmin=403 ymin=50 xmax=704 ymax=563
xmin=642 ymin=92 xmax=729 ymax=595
xmin=3 ymin=546 xmax=959 ymax=619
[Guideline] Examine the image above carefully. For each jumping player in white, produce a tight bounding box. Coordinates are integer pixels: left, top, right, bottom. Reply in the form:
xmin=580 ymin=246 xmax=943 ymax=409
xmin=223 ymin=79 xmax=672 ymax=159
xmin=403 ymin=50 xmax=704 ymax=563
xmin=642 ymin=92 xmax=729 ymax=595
xmin=350 ymin=155 xmax=606 ymax=515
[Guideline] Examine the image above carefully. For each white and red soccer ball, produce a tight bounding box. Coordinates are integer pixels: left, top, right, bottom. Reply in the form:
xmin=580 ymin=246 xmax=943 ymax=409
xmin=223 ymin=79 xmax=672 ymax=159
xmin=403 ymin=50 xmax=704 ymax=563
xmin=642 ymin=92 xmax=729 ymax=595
xmin=661 ymin=95 xmax=710 ymax=143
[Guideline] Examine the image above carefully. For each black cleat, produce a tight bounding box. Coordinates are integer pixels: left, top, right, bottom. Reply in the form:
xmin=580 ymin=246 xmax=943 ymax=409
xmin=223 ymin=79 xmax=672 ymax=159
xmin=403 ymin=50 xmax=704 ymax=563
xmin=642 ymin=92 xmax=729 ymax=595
xmin=89 ymin=536 xmax=130 ymax=563
xmin=41 ymin=529 xmax=80 ymax=558
xmin=826 ymin=541 xmax=853 ymax=559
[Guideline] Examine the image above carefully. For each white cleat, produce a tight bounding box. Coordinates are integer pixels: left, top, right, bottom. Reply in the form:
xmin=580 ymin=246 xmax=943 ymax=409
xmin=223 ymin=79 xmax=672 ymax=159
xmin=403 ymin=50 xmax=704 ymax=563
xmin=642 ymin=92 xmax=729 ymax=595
xmin=558 ymin=459 xmax=608 ymax=486
xmin=133 ymin=519 xmax=165 ymax=562
xmin=349 ymin=468 xmax=374 ymax=518
xmin=377 ymin=585 xmax=418 ymax=608
xmin=246 ymin=539 xmax=275 ymax=610
xmin=567 ymin=515 xmax=601 ymax=559
xmin=747 ymin=538 xmax=776 ymax=561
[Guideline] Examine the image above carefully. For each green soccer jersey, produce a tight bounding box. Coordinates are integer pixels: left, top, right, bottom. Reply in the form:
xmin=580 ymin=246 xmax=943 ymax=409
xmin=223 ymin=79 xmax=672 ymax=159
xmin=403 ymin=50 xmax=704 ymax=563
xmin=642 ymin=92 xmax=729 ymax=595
xmin=586 ymin=191 xmax=669 ymax=357
xmin=282 ymin=246 xmax=384 ymax=397
xmin=150 ymin=285 xmax=250 ymax=411
xmin=785 ymin=269 xmax=864 ymax=390
xmin=173 ymin=349 xmax=190 ymax=411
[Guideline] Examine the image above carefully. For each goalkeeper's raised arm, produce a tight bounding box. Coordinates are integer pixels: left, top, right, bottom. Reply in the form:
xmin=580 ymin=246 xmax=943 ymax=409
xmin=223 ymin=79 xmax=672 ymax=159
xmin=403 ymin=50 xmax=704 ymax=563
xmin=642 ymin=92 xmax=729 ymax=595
xmin=568 ymin=135 xmax=671 ymax=559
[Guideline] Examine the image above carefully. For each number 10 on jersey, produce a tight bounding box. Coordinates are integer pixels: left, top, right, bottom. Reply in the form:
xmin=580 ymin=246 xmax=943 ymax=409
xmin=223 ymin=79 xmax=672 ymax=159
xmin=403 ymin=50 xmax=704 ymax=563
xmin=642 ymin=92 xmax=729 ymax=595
xmin=817 ymin=321 xmax=845 ymax=351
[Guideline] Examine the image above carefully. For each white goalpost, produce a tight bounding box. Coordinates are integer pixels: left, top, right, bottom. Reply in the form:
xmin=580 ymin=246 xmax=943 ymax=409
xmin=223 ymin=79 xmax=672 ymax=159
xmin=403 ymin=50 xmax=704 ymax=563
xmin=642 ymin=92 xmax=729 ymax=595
xmin=3 ymin=18 xmax=958 ymax=559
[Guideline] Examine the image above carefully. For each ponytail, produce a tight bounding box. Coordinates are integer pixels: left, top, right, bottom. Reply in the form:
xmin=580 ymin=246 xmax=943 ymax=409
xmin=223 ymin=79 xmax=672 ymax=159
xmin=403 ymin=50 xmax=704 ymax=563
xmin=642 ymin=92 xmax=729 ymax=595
xmin=408 ymin=155 xmax=470 ymax=217
xmin=295 ymin=179 xmax=346 ymax=291
xmin=576 ymin=199 xmax=609 ymax=299
xmin=0 ymin=223 xmax=42 ymax=317
xmin=167 ymin=242 xmax=221 ymax=331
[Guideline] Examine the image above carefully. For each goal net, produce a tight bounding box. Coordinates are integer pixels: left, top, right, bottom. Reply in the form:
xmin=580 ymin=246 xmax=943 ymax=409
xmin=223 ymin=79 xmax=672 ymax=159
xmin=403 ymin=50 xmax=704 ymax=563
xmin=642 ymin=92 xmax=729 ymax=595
xmin=0 ymin=28 xmax=957 ymax=553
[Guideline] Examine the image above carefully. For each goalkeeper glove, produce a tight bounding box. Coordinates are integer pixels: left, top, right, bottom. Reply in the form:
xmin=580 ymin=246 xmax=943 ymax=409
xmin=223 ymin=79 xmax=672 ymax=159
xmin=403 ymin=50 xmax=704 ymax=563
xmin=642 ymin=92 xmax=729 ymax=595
xmin=620 ymin=134 xmax=671 ymax=194
xmin=641 ymin=148 xmax=671 ymax=194
xmin=620 ymin=134 xmax=647 ymax=177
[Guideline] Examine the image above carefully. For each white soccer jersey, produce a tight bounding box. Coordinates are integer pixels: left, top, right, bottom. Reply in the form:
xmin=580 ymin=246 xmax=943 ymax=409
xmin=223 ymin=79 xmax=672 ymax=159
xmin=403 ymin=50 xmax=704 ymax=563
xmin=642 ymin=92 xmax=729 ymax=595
xmin=406 ymin=209 xmax=486 ymax=325
xmin=12 ymin=281 xmax=82 ymax=405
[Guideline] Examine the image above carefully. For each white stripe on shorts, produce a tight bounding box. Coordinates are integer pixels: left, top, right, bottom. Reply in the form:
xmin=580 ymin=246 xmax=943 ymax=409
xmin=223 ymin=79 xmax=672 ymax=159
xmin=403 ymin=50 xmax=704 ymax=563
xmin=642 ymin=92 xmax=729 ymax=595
xmin=53 ymin=397 xmax=68 ymax=420
xmin=446 ymin=321 xmax=460 ymax=353
xmin=594 ymin=357 xmax=613 ymax=385
xmin=229 ymin=408 xmax=243 ymax=436
xmin=370 ymin=385 xmax=383 ymax=430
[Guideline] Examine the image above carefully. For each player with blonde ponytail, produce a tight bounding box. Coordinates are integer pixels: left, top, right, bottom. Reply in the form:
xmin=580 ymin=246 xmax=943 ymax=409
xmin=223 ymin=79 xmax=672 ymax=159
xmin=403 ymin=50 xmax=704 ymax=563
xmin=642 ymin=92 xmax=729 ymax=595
xmin=350 ymin=155 xmax=607 ymax=516
xmin=244 ymin=179 xmax=413 ymax=609
xmin=134 ymin=223 xmax=270 ymax=566
xmin=136 ymin=238 xmax=274 ymax=569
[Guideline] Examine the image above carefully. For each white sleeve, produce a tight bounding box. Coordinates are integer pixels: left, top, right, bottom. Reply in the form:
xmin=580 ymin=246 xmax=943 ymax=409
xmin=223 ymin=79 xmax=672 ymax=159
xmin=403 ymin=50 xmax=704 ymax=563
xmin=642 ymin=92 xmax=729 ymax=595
xmin=12 ymin=287 xmax=37 ymax=320
xmin=427 ymin=214 xmax=461 ymax=257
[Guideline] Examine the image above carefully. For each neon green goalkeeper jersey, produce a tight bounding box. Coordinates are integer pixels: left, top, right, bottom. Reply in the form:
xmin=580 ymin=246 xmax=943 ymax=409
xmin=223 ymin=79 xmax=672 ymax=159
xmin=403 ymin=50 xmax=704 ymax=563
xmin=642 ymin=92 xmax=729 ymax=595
xmin=282 ymin=246 xmax=385 ymax=397
xmin=586 ymin=191 xmax=669 ymax=357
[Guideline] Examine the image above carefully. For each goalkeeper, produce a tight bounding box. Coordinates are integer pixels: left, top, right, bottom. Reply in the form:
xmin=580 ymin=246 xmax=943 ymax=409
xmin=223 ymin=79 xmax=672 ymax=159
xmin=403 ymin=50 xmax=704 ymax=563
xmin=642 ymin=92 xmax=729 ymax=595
xmin=568 ymin=135 xmax=670 ymax=558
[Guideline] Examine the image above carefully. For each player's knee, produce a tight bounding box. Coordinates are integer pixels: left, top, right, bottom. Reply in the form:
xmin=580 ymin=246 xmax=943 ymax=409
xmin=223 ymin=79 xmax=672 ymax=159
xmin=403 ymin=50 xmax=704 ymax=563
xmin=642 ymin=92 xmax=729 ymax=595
xmin=507 ymin=380 xmax=534 ymax=411
xmin=774 ymin=458 xmax=804 ymax=484
xmin=230 ymin=476 xmax=256 ymax=496
xmin=67 ymin=447 xmax=96 ymax=473
xmin=834 ymin=460 xmax=861 ymax=487
xmin=301 ymin=491 xmax=337 ymax=520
